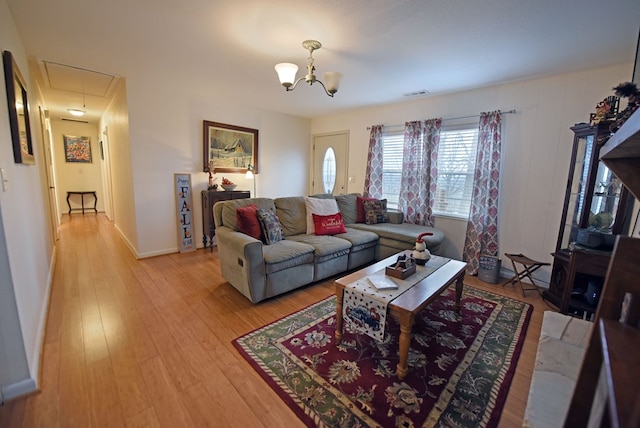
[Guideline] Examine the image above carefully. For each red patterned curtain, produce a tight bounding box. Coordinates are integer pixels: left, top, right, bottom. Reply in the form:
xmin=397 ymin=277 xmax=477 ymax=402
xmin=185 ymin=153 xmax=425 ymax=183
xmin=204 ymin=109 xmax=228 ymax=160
xmin=398 ymin=118 xmax=441 ymax=226
xmin=364 ymin=125 xmax=384 ymax=198
xmin=463 ymin=111 xmax=502 ymax=275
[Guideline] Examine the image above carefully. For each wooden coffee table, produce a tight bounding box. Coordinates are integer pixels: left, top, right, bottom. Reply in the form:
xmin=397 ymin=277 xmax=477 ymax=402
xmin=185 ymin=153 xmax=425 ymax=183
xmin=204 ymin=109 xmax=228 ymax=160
xmin=335 ymin=250 xmax=466 ymax=380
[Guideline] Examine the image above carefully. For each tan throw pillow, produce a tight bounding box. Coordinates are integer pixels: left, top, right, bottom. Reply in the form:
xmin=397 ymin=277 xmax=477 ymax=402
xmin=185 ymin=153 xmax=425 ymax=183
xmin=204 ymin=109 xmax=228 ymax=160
xmin=304 ymin=197 xmax=339 ymax=234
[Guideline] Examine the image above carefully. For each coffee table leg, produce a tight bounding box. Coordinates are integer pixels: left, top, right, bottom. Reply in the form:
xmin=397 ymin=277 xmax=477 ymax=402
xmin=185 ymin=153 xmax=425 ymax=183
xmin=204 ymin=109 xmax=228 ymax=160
xmin=397 ymin=317 xmax=414 ymax=380
xmin=335 ymin=288 xmax=344 ymax=345
xmin=454 ymin=272 xmax=464 ymax=313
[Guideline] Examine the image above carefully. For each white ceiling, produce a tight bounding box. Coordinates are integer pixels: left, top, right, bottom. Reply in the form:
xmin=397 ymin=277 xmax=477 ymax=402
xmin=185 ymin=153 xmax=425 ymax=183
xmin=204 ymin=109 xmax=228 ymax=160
xmin=6 ymin=0 xmax=640 ymax=122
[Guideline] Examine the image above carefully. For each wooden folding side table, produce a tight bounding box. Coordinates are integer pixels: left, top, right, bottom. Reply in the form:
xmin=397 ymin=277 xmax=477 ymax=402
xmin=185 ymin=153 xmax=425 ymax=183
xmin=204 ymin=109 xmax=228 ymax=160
xmin=502 ymin=253 xmax=549 ymax=297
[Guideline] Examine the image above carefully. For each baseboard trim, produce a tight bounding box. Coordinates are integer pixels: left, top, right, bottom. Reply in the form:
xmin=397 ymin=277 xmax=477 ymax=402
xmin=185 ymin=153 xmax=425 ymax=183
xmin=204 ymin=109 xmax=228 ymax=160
xmin=1 ymin=378 xmax=38 ymax=403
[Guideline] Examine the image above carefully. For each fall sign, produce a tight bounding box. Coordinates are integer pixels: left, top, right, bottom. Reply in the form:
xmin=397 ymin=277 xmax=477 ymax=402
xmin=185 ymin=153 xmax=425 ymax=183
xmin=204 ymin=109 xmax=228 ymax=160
xmin=174 ymin=173 xmax=195 ymax=253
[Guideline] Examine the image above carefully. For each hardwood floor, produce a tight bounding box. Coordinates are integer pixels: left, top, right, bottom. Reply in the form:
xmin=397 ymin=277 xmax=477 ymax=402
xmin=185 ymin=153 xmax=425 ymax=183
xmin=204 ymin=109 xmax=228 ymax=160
xmin=0 ymin=213 xmax=554 ymax=427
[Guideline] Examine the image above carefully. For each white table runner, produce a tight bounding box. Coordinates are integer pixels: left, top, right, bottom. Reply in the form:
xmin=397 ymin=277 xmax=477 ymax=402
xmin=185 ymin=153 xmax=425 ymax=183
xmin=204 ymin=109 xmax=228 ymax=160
xmin=343 ymin=256 xmax=450 ymax=342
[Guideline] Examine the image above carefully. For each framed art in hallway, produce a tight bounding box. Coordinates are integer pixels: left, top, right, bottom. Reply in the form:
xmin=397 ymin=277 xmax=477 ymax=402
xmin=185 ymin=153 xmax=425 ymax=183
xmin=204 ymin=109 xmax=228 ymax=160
xmin=3 ymin=50 xmax=35 ymax=165
xmin=64 ymin=135 xmax=93 ymax=163
xmin=203 ymin=120 xmax=258 ymax=174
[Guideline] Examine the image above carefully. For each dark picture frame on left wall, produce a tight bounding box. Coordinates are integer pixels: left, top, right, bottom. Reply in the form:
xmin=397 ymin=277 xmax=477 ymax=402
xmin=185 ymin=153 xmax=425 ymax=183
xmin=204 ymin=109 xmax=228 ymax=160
xmin=3 ymin=50 xmax=35 ymax=164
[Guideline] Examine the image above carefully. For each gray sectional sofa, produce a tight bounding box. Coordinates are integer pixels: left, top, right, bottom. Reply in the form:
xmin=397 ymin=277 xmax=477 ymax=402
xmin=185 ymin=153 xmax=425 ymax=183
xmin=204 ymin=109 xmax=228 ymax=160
xmin=213 ymin=193 xmax=444 ymax=303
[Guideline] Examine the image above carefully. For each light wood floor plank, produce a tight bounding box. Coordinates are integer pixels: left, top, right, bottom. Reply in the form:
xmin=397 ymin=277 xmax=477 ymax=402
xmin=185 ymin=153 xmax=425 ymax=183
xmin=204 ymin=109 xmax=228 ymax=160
xmin=86 ymin=358 xmax=126 ymax=427
xmin=0 ymin=213 xmax=551 ymax=427
xmin=125 ymin=407 xmax=162 ymax=428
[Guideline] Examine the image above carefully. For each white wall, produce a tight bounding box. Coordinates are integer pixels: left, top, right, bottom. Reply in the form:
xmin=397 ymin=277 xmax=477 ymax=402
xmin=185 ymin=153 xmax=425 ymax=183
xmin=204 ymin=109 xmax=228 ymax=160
xmin=124 ymin=77 xmax=311 ymax=257
xmin=0 ymin=0 xmax=55 ymax=399
xmin=100 ymin=79 xmax=138 ymax=253
xmin=50 ymin=119 xmax=104 ymax=216
xmin=311 ymin=63 xmax=635 ymax=283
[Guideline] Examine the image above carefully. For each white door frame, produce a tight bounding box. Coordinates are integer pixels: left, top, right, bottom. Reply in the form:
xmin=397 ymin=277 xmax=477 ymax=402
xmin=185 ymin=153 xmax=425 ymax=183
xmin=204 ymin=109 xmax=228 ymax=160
xmin=39 ymin=108 xmax=60 ymax=241
xmin=101 ymin=127 xmax=115 ymax=221
xmin=311 ymin=131 xmax=349 ymax=195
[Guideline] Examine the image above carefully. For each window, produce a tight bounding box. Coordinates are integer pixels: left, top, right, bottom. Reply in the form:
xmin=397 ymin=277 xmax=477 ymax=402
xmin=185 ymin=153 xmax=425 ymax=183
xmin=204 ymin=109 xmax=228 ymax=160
xmin=433 ymin=127 xmax=479 ymax=217
xmin=380 ymin=131 xmax=403 ymax=209
xmin=322 ymin=147 xmax=336 ymax=193
xmin=380 ymin=126 xmax=478 ymax=218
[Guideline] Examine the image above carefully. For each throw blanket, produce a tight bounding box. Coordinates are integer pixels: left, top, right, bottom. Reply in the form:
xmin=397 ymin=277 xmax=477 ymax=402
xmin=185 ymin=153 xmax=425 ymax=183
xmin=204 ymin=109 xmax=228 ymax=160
xmin=343 ymin=256 xmax=450 ymax=341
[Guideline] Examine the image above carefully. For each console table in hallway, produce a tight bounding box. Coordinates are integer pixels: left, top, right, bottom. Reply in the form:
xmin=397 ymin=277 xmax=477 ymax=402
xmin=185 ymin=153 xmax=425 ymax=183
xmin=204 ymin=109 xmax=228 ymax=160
xmin=66 ymin=191 xmax=98 ymax=214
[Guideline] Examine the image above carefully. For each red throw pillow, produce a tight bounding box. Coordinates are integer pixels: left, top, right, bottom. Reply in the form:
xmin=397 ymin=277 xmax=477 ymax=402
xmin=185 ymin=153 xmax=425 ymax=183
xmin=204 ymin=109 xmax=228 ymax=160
xmin=236 ymin=204 xmax=262 ymax=240
xmin=356 ymin=197 xmax=377 ymax=223
xmin=312 ymin=212 xmax=347 ymax=235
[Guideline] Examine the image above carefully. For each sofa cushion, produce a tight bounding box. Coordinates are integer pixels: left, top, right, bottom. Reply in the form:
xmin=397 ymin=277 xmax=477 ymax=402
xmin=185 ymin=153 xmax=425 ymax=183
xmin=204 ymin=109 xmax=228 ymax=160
xmin=363 ymin=198 xmax=390 ymax=224
xmin=351 ymin=222 xmax=444 ymax=253
xmin=287 ymin=234 xmax=352 ymax=263
xmin=236 ymin=204 xmax=262 ymax=240
xmin=305 ymin=196 xmax=339 ymax=234
xmin=262 ymin=240 xmax=315 ymax=275
xmin=257 ymin=208 xmax=285 ymax=244
xmin=313 ymin=212 xmax=347 ymax=235
xmin=274 ymin=196 xmax=307 ymax=236
xmin=219 ymin=198 xmax=276 ymax=231
xmin=334 ymin=193 xmax=360 ymax=225
xmin=336 ymin=227 xmax=379 ymax=252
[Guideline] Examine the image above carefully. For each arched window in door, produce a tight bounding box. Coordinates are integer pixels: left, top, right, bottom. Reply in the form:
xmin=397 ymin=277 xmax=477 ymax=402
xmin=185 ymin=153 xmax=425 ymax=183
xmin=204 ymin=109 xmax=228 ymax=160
xmin=322 ymin=147 xmax=336 ymax=193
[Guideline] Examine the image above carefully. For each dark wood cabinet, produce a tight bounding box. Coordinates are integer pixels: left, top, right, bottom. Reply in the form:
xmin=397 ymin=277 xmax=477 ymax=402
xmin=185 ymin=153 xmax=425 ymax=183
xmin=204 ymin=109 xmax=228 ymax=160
xmin=564 ymin=237 xmax=640 ymax=427
xmin=565 ymin=110 xmax=640 ymax=427
xmin=201 ymin=189 xmax=250 ymax=250
xmin=543 ymin=122 xmax=634 ymax=316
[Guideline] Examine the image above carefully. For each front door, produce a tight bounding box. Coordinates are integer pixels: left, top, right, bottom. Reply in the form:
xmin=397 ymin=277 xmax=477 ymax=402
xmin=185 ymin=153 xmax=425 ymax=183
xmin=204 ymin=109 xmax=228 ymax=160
xmin=312 ymin=131 xmax=349 ymax=195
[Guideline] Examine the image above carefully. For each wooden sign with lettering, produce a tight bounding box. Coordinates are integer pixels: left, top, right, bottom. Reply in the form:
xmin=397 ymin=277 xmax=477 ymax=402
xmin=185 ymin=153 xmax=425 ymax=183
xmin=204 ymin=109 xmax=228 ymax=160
xmin=174 ymin=173 xmax=195 ymax=253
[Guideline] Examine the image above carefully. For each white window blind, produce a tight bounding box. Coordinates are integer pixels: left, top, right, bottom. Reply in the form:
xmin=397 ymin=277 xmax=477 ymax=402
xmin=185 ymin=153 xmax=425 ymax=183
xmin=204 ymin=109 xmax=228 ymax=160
xmin=433 ymin=128 xmax=478 ymax=217
xmin=380 ymin=126 xmax=479 ymax=217
xmin=381 ymin=131 xmax=403 ymax=209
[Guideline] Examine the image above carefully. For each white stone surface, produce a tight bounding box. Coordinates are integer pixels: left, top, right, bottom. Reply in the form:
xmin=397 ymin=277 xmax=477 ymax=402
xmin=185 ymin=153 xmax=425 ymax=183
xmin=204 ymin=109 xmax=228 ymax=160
xmin=523 ymin=311 xmax=592 ymax=428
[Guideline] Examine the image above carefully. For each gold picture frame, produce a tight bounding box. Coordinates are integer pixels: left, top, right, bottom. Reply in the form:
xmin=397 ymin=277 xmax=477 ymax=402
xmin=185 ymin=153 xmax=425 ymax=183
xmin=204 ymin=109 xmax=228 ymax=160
xmin=203 ymin=120 xmax=258 ymax=174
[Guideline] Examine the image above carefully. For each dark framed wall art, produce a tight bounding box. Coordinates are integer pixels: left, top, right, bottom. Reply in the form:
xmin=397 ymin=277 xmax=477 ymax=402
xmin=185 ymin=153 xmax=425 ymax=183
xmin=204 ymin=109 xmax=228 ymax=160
xmin=3 ymin=50 xmax=35 ymax=164
xmin=203 ymin=120 xmax=258 ymax=174
xmin=64 ymin=135 xmax=93 ymax=163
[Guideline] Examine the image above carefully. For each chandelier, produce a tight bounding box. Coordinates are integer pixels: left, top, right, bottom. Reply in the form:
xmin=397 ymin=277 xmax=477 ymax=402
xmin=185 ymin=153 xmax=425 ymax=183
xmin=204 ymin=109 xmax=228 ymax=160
xmin=275 ymin=40 xmax=342 ymax=97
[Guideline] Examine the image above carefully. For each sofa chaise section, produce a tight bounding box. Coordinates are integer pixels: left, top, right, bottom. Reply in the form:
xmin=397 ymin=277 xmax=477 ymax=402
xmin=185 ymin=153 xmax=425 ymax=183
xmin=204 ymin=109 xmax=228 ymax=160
xmin=332 ymin=193 xmax=444 ymax=260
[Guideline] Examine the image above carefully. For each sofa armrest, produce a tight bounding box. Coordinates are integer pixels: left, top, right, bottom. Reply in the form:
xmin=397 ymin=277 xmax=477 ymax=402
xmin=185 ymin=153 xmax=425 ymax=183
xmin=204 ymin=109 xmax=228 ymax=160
xmin=388 ymin=209 xmax=404 ymax=224
xmin=216 ymin=226 xmax=267 ymax=303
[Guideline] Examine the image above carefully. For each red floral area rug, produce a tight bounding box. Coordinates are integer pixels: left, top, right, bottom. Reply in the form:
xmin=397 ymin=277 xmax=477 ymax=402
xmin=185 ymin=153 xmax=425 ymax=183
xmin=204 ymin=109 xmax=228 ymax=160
xmin=233 ymin=286 xmax=531 ymax=427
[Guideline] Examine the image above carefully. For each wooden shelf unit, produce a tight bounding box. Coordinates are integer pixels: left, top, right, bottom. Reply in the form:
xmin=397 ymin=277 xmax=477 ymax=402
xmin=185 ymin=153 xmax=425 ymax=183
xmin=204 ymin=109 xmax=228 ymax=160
xmin=545 ymin=122 xmax=634 ymax=316
xmin=600 ymin=108 xmax=640 ymax=200
xmin=563 ymin=211 xmax=640 ymax=425
xmin=599 ymin=318 xmax=640 ymax=426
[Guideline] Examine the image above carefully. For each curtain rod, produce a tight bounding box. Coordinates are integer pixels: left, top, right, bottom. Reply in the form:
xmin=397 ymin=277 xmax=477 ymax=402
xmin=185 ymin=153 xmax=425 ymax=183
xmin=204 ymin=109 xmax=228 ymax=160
xmin=366 ymin=109 xmax=516 ymax=130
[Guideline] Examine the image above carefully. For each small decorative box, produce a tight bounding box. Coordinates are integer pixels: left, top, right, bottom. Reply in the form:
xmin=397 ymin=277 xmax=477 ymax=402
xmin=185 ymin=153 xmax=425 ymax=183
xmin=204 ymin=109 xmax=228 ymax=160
xmin=386 ymin=254 xmax=417 ymax=279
